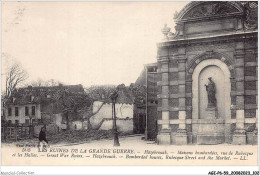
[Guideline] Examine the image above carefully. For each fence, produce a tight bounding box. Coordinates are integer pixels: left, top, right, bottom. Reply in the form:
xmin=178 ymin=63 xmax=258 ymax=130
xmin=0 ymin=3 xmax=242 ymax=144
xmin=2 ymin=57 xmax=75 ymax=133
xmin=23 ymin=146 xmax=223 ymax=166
xmin=1 ymin=125 xmax=33 ymax=141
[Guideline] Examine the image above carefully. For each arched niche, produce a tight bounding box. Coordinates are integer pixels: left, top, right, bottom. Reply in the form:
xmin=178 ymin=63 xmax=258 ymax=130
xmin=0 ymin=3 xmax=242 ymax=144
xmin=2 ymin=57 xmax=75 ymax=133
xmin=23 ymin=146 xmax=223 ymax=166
xmin=192 ymin=59 xmax=231 ymax=120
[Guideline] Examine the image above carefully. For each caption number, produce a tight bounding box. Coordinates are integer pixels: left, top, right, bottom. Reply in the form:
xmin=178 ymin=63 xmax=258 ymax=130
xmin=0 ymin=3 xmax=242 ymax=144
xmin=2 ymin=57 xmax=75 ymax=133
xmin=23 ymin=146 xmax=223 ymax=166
xmin=22 ymin=148 xmax=31 ymax=152
xmin=71 ymin=149 xmax=78 ymax=153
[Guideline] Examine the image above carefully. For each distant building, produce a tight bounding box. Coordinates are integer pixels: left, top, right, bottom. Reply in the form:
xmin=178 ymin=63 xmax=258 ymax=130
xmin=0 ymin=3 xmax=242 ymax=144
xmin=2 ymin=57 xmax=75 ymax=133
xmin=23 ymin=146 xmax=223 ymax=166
xmin=4 ymin=84 xmax=86 ymax=126
xmin=134 ymin=63 xmax=159 ymax=140
xmin=4 ymin=92 xmax=40 ymax=125
xmin=89 ymin=85 xmax=135 ymax=133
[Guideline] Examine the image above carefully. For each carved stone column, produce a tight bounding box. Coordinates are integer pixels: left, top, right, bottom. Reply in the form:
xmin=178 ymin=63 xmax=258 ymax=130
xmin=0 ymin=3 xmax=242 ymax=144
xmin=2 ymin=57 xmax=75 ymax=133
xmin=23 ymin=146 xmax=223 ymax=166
xmin=233 ymin=42 xmax=246 ymax=145
xmin=175 ymin=54 xmax=188 ymax=145
xmin=157 ymin=57 xmax=171 ymax=145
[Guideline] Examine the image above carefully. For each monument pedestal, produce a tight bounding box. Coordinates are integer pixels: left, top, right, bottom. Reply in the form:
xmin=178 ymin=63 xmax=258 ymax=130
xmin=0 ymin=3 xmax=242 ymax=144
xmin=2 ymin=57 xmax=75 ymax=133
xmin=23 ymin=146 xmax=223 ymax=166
xmin=197 ymin=107 xmax=225 ymax=144
xmin=196 ymin=119 xmax=225 ymax=144
xmin=157 ymin=129 xmax=171 ymax=145
xmin=232 ymin=129 xmax=246 ymax=145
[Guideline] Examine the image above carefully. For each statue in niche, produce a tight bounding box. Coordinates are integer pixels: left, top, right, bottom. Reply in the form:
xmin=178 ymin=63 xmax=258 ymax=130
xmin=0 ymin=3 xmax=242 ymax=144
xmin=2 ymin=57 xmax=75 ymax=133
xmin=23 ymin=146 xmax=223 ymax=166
xmin=205 ymin=77 xmax=217 ymax=108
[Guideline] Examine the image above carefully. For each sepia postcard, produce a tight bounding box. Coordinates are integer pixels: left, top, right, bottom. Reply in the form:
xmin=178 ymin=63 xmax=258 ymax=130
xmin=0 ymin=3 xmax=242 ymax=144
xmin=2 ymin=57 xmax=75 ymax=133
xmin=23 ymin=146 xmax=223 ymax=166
xmin=1 ymin=1 xmax=259 ymax=172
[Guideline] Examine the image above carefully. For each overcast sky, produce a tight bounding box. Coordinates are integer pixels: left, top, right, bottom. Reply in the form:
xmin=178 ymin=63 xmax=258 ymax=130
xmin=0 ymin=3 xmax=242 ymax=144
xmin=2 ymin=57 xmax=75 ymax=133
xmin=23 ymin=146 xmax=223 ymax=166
xmin=2 ymin=1 xmax=189 ymax=88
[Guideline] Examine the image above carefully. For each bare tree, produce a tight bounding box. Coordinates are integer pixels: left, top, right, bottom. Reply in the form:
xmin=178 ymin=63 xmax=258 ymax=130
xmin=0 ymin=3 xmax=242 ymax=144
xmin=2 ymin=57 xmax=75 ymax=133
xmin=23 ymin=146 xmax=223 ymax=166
xmin=46 ymin=79 xmax=62 ymax=87
xmin=129 ymin=83 xmax=146 ymax=105
xmin=57 ymin=88 xmax=92 ymax=130
xmin=5 ymin=63 xmax=28 ymax=97
xmin=29 ymin=78 xmax=45 ymax=87
xmin=85 ymin=85 xmax=116 ymax=101
xmin=2 ymin=63 xmax=27 ymax=141
xmin=27 ymin=78 xmax=62 ymax=87
xmin=82 ymin=85 xmax=117 ymax=129
xmin=84 ymin=84 xmax=135 ymax=130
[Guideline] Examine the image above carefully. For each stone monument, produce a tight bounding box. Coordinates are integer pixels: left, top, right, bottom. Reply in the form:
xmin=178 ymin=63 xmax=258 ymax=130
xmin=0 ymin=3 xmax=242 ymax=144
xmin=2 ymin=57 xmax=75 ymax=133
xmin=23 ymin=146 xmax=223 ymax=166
xmin=197 ymin=77 xmax=225 ymax=144
xmin=197 ymin=119 xmax=225 ymax=144
xmin=205 ymin=77 xmax=218 ymax=119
